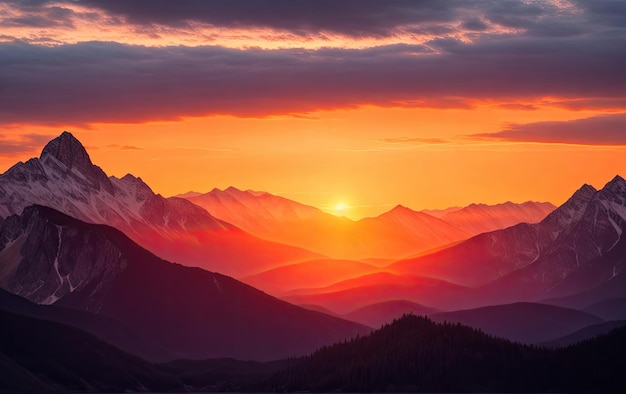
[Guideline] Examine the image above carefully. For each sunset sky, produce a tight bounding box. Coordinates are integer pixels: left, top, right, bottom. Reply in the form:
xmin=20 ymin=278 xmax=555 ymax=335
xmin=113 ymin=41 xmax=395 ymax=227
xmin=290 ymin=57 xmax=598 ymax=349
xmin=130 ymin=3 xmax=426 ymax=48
xmin=1 ymin=0 xmax=625 ymax=218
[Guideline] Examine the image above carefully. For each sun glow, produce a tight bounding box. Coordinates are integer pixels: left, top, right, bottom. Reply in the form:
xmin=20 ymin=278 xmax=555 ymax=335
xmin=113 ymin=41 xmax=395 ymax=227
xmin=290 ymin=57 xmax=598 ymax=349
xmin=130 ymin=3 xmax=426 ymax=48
xmin=335 ymin=202 xmax=348 ymax=212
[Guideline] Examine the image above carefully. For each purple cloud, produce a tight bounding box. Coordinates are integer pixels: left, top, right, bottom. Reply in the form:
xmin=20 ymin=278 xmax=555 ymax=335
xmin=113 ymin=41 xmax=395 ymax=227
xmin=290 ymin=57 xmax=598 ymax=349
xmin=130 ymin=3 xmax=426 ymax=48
xmin=0 ymin=34 xmax=624 ymax=125
xmin=472 ymin=113 xmax=626 ymax=145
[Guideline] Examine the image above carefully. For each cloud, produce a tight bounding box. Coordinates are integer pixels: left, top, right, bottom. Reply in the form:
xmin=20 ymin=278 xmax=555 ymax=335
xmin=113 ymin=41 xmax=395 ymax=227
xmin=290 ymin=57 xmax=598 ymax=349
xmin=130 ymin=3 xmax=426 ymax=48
xmin=497 ymin=103 xmax=539 ymax=111
xmin=572 ymin=0 xmax=626 ymax=28
xmin=106 ymin=144 xmax=142 ymax=150
xmin=0 ymin=3 xmax=76 ymax=28
xmin=0 ymin=6 xmax=74 ymax=28
xmin=77 ymin=0 xmax=459 ymax=37
xmin=546 ymin=98 xmax=626 ymax=111
xmin=0 ymin=31 xmax=625 ymax=126
xmin=0 ymin=0 xmax=602 ymax=40
xmin=378 ymin=137 xmax=450 ymax=144
xmin=0 ymin=133 xmax=56 ymax=157
xmin=471 ymin=113 xmax=626 ymax=145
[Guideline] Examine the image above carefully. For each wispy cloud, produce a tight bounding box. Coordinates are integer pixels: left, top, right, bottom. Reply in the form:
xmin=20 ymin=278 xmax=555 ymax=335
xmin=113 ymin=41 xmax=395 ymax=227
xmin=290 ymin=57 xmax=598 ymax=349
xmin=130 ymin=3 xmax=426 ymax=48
xmin=106 ymin=144 xmax=142 ymax=150
xmin=0 ymin=133 xmax=56 ymax=157
xmin=377 ymin=137 xmax=450 ymax=144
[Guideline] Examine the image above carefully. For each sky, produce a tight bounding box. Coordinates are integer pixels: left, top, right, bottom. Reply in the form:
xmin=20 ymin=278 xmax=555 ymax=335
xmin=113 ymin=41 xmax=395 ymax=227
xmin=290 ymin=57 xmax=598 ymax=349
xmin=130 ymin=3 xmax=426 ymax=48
xmin=1 ymin=0 xmax=625 ymax=219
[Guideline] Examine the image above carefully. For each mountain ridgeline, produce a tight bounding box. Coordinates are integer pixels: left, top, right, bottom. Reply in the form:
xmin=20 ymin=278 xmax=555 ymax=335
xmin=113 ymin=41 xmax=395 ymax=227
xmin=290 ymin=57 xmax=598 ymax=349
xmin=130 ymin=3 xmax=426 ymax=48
xmin=185 ymin=187 xmax=554 ymax=260
xmin=263 ymin=314 xmax=626 ymax=392
xmin=0 ymin=131 xmax=318 ymax=277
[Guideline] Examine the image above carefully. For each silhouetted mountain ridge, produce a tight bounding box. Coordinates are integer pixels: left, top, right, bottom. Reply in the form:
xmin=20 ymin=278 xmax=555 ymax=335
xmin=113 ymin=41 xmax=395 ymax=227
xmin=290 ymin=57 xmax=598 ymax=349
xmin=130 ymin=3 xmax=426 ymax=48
xmin=0 ymin=205 xmax=368 ymax=361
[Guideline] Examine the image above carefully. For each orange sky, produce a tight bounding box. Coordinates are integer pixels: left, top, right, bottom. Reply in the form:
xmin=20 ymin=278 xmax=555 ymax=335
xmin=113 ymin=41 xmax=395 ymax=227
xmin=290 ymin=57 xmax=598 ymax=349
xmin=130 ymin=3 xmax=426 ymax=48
xmin=1 ymin=1 xmax=625 ymax=219
xmin=3 ymin=104 xmax=625 ymax=219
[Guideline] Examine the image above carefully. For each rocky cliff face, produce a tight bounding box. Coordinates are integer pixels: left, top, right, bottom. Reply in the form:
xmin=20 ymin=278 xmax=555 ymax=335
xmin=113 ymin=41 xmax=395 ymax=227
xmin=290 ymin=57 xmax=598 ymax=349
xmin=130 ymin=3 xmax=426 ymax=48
xmin=0 ymin=205 xmax=127 ymax=309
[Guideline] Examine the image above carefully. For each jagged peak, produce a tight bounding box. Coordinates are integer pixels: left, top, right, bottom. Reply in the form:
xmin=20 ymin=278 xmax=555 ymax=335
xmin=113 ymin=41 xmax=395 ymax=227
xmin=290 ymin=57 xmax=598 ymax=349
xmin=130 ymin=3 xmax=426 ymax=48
xmin=576 ymin=183 xmax=598 ymax=196
xmin=121 ymin=173 xmax=144 ymax=183
xmin=37 ymin=132 xmax=114 ymax=194
xmin=224 ymin=186 xmax=244 ymax=194
xmin=245 ymin=189 xmax=268 ymax=197
xmin=118 ymin=173 xmax=154 ymax=195
xmin=383 ymin=204 xmax=420 ymax=217
xmin=603 ymin=175 xmax=626 ymax=192
xmin=174 ymin=191 xmax=203 ymax=199
xmin=40 ymin=131 xmax=92 ymax=170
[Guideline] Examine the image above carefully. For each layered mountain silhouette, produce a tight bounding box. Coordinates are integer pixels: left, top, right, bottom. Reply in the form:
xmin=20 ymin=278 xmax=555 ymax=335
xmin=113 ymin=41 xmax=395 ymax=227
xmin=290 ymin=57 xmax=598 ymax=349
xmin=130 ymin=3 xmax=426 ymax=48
xmin=282 ymin=272 xmax=472 ymax=313
xmin=242 ymin=258 xmax=381 ymax=295
xmin=0 ymin=132 xmax=318 ymax=277
xmin=263 ymin=314 xmax=626 ymax=392
xmin=184 ymin=187 xmax=553 ymax=259
xmin=422 ymin=200 xmax=556 ymax=236
xmin=0 ymin=289 xmax=172 ymax=362
xmin=0 ymin=308 xmax=183 ymax=392
xmin=341 ymin=300 xmax=439 ymax=328
xmin=0 ymin=205 xmax=368 ymax=360
xmin=4 ymin=309 xmax=625 ymax=393
xmin=430 ymin=302 xmax=603 ymax=344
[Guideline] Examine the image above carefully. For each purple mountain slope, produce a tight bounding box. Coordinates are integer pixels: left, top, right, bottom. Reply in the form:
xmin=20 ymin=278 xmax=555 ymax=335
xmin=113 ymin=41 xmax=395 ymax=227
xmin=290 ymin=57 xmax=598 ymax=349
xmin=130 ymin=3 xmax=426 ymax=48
xmin=0 ymin=205 xmax=369 ymax=361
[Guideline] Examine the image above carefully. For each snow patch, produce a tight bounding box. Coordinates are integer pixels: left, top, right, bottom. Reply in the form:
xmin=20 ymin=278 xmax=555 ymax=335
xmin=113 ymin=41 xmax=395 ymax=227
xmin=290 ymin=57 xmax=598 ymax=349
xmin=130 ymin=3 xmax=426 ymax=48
xmin=213 ymin=277 xmax=222 ymax=293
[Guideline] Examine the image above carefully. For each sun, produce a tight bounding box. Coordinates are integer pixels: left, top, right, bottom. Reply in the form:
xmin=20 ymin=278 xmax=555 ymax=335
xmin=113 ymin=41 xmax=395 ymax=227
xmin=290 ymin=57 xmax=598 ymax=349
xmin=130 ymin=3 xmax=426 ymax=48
xmin=334 ymin=202 xmax=347 ymax=212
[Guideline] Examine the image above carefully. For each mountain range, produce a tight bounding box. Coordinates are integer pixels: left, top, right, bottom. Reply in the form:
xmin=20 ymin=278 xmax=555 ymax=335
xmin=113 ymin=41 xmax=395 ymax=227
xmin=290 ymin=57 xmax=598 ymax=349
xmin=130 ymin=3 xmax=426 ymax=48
xmin=272 ymin=176 xmax=626 ymax=338
xmin=0 ymin=132 xmax=317 ymax=277
xmin=1 ymin=131 xmax=625 ymax=392
xmin=390 ymin=177 xmax=626 ymax=303
xmin=183 ymin=187 xmax=554 ymax=260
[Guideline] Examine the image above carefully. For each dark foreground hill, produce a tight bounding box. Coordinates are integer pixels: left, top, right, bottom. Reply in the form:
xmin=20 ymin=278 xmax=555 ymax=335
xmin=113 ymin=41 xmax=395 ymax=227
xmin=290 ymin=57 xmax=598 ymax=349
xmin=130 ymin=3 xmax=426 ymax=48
xmin=3 ymin=309 xmax=626 ymax=393
xmin=262 ymin=314 xmax=626 ymax=392
xmin=0 ymin=308 xmax=285 ymax=392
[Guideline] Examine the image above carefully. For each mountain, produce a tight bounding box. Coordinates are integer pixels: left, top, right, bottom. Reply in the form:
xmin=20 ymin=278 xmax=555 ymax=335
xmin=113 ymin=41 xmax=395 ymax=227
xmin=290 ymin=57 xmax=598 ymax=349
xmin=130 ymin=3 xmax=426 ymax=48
xmin=430 ymin=302 xmax=603 ymax=344
xmin=0 ymin=132 xmax=317 ymax=277
xmin=282 ymin=272 xmax=472 ymax=313
xmin=185 ymin=188 xmax=556 ymax=262
xmin=262 ymin=314 xmax=626 ymax=392
xmin=184 ymin=189 xmax=470 ymax=259
xmin=242 ymin=258 xmax=380 ymax=295
xmin=183 ymin=186 xmax=326 ymax=233
xmin=0 ymin=289 xmax=172 ymax=362
xmin=341 ymin=300 xmax=439 ymax=328
xmin=390 ymin=177 xmax=626 ymax=305
xmin=423 ymin=201 xmax=556 ymax=235
xmin=0 ymin=309 xmax=180 ymax=392
xmin=355 ymin=205 xmax=472 ymax=255
xmin=582 ymin=297 xmax=626 ymax=321
xmin=541 ymin=320 xmax=626 ymax=347
xmin=0 ymin=308 xmax=287 ymax=392
xmin=542 ymin=270 xmax=626 ymax=310
xmin=0 ymin=205 xmax=369 ymax=361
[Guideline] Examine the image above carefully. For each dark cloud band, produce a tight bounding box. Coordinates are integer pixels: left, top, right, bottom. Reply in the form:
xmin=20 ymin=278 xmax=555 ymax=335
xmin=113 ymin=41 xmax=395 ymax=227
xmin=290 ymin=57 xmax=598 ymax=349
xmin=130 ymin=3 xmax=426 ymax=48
xmin=1 ymin=32 xmax=625 ymax=126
